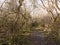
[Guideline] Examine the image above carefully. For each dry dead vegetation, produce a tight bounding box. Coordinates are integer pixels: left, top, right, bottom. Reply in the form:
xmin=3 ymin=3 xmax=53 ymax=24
xmin=0 ymin=0 xmax=60 ymax=45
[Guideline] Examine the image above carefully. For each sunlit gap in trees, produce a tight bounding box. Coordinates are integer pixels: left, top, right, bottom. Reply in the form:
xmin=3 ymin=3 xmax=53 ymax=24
xmin=0 ymin=0 xmax=60 ymax=18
